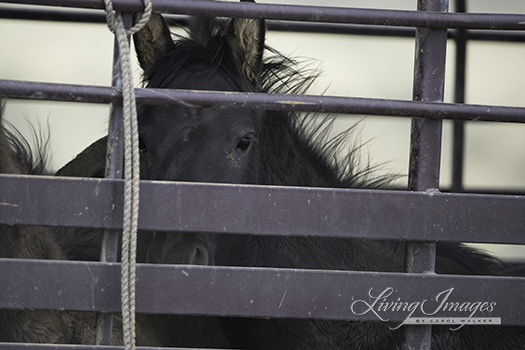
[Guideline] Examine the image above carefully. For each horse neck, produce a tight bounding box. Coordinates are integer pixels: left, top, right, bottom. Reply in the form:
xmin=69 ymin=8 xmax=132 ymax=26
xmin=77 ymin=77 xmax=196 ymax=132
xmin=257 ymin=112 xmax=337 ymax=187
xmin=224 ymin=112 xmax=407 ymax=272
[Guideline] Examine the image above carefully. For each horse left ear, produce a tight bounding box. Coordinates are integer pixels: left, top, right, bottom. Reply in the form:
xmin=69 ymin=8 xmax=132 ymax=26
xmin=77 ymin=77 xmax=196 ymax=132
xmin=227 ymin=0 xmax=266 ymax=88
xmin=133 ymin=12 xmax=174 ymax=78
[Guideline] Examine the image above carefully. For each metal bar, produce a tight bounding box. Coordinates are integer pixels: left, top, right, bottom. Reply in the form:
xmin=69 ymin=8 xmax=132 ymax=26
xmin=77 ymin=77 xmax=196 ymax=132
xmin=468 ymin=30 xmax=525 ymax=42
xmin=0 ymin=258 xmax=524 ymax=324
xmin=404 ymin=0 xmax=449 ymax=347
xmin=2 ymin=7 xmax=525 ymax=43
xmin=95 ymin=17 xmax=125 ymax=347
xmin=1 ymin=175 xmax=524 ymax=244
xmin=1 ymin=79 xmax=525 ymax=123
xmin=451 ymin=0 xmax=467 ymax=193
xmin=0 ymin=0 xmax=524 ymax=30
xmin=94 ymin=12 xmax=133 ymax=346
xmin=408 ymin=2 xmax=448 ymax=192
xmin=0 ymin=344 xmax=212 ymax=350
xmin=0 ymin=6 xmax=191 ymax=26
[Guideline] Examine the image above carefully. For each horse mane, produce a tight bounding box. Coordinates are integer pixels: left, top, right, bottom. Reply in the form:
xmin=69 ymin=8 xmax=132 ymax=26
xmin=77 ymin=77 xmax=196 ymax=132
xmin=262 ymin=49 xmax=398 ymax=189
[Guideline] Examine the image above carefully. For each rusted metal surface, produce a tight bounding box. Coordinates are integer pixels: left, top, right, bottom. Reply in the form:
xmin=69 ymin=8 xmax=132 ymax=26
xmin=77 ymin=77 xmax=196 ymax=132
xmin=0 ymin=175 xmax=524 ymax=244
xmin=1 ymin=258 xmax=524 ymax=325
xmin=1 ymin=0 xmax=525 ymax=30
xmin=1 ymin=79 xmax=525 ymax=123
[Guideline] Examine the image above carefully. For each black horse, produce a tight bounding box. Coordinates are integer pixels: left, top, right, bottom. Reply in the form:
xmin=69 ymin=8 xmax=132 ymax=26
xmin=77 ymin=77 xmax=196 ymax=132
xmin=123 ymin=11 xmax=524 ymax=350
xmin=2 ymin=6 xmax=524 ymax=349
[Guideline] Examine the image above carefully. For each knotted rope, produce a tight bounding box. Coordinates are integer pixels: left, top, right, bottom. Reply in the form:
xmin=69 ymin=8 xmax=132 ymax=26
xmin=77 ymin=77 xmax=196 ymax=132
xmin=103 ymin=1 xmax=152 ymax=349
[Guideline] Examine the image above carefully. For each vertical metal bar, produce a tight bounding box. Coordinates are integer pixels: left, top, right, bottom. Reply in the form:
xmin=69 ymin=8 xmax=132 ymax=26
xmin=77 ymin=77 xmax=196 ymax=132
xmin=95 ymin=12 xmax=133 ymax=346
xmin=451 ymin=0 xmax=467 ymax=193
xmin=187 ymin=0 xmax=214 ymax=40
xmin=403 ymin=0 xmax=449 ymax=348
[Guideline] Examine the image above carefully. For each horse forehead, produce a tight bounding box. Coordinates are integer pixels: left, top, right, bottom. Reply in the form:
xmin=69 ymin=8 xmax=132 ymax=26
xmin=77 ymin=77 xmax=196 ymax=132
xmin=182 ymin=108 xmax=257 ymax=140
xmin=148 ymin=65 xmax=257 ymax=136
xmin=166 ymin=65 xmax=239 ymax=91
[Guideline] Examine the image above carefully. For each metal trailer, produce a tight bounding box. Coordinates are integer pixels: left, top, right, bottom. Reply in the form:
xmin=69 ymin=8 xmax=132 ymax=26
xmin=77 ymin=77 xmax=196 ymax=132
xmin=0 ymin=1 xmax=524 ymax=349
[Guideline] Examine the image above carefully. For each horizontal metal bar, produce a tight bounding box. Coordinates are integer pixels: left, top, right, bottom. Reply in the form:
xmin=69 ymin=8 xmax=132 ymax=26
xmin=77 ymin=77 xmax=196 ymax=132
xmin=0 ymin=5 xmax=191 ymax=26
xmin=2 ymin=7 xmax=525 ymax=43
xmin=1 ymin=79 xmax=525 ymax=123
xmin=270 ymin=23 xmax=525 ymax=43
xmin=1 ymin=0 xmax=524 ymax=30
xmin=0 ymin=345 xmax=203 ymax=350
xmin=0 ymin=5 xmax=108 ymax=23
xmin=1 ymin=175 xmax=524 ymax=244
xmin=468 ymin=30 xmax=525 ymax=42
xmin=1 ymin=258 xmax=524 ymax=325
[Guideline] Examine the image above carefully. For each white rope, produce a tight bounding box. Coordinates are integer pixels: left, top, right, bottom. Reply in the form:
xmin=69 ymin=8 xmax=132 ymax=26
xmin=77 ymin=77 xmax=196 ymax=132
xmin=102 ymin=1 xmax=152 ymax=350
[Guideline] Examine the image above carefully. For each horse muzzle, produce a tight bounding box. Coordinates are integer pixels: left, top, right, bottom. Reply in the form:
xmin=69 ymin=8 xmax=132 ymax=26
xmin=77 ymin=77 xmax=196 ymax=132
xmin=145 ymin=231 xmax=213 ymax=266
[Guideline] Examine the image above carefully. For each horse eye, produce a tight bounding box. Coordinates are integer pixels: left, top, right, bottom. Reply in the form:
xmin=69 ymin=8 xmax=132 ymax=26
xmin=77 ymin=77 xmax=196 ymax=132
xmin=236 ymin=137 xmax=252 ymax=151
xmin=139 ymin=136 xmax=147 ymax=153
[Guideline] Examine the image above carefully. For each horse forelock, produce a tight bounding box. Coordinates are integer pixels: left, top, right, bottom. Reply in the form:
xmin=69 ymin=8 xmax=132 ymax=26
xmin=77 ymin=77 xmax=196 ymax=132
xmin=144 ymin=30 xmax=252 ymax=92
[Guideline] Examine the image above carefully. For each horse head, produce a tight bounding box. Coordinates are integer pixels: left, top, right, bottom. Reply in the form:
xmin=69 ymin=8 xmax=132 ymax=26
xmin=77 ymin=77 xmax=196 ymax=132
xmin=133 ymin=11 xmax=266 ymax=265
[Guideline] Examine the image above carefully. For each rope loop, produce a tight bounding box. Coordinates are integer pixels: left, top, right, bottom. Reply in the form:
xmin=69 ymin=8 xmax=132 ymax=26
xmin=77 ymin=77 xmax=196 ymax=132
xmin=102 ymin=1 xmax=152 ymax=350
xmin=103 ymin=0 xmax=152 ymax=35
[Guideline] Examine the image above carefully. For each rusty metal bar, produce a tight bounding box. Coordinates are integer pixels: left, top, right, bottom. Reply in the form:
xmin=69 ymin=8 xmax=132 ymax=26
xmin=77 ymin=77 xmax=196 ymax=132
xmin=1 ymin=175 xmax=525 ymax=244
xmin=1 ymin=0 xmax=524 ymax=29
xmin=1 ymin=258 xmax=524 ymax=324
xmin=1 ymin=79 xmax=525 ymax=123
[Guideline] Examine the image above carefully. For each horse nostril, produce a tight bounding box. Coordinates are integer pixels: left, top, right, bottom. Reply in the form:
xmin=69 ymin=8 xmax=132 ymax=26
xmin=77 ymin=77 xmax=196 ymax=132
xmin=145 ymin=232 xmax=212 ymax=265
xmin=139 ymin=136 xmax=147 ymax=153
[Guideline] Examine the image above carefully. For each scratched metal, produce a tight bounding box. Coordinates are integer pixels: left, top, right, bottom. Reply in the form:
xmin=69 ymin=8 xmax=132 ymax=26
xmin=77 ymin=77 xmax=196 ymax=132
xmin=1 ymin=0 xmax=524 ymax=30
xmin=0 ymin=1 xmax=524 ymax=348
xmin=0 ymin=258 xmax=524 ymax=325
xmin=1 ymin=7 xmax=525 ymax=44
xmin=1 ymin=80 xmax=525 ymax=123
xmin=0 ymin=344 xmax=207 ymax=350
xmin=403 ymin=0 xmax=449 ymax=347
xmin=1 ymin=175 xmax=524 ymax=244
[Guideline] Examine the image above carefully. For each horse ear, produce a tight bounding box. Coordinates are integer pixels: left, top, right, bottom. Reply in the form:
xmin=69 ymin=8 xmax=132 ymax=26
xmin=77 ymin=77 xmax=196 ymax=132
xmin=133 ymin=12 xmax=173 ymax=76
xmin=227 ymin=0 xmax=266 ymax=88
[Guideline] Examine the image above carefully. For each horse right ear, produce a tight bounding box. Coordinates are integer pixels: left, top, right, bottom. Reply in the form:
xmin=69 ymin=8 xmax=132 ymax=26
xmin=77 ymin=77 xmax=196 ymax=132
xmin=227 ymin=0 xmax=266 ymax=88
xmin=133 ymin=12 xmax=174 ymax=77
